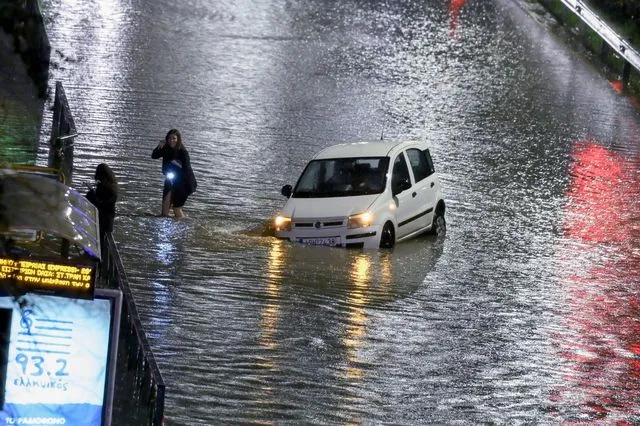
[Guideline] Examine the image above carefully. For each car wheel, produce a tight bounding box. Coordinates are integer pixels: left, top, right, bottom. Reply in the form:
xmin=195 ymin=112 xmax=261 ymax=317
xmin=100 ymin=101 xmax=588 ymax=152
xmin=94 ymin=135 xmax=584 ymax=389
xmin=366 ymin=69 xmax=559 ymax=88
xmin=379 ymin=222 xmax=395 ymax=249
xmin=429 ymin=209 xmax=446 ymax=236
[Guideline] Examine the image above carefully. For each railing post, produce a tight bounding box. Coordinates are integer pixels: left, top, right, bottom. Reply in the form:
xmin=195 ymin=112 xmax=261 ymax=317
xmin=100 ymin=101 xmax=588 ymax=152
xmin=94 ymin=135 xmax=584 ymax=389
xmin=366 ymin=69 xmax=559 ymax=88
xmin=600 ymin=40 xmax=610 ymax=62
xmin=153 ymin=385 xmax=165 ymax=426
xmin=48 ymin=82 xmax=77 ymax=185
xmin=622 ymin=61 xmax=631 ymax=91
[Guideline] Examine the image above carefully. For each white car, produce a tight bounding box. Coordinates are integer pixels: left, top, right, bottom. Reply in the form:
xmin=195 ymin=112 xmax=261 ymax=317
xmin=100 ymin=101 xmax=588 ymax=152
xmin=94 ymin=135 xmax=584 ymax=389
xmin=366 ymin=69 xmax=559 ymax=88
xmin=274 ymin=140 xmax=446 ymax=249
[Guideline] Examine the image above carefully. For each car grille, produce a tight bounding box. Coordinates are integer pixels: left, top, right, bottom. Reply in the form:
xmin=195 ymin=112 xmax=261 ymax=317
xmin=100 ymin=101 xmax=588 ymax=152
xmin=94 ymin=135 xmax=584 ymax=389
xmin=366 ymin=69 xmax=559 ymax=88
xmin=293 ymin=218 xmax=344 ymax=228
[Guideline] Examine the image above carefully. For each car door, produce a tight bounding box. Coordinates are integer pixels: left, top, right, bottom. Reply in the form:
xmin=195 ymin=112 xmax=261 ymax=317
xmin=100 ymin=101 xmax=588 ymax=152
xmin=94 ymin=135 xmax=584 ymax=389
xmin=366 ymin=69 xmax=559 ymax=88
xmin=405 ymin=147 xmax=438 ymax=231
xmin=390 ymin=152 xmax=422 ymax=238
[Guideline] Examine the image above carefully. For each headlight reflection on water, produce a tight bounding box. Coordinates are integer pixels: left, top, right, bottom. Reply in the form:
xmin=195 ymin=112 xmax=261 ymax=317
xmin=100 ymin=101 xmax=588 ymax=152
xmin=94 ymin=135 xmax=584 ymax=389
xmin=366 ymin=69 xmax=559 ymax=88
xmin=259 ymin=239 xmax=287 ymax=353
xmin=339 ymin=254 xmax=370 ymax=382
xmin=258 ymin=241 xmax=398 ymax=386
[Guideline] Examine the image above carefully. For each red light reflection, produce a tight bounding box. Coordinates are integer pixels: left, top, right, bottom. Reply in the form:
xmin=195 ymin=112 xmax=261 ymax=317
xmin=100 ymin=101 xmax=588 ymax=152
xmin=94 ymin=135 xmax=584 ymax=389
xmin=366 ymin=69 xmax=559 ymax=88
xmin=609 ymin=79 xmax=640 ymax=108
xmin=563 ymin=141 xmax=629 ymax=244
xmin=551 ymin=139 xmax=640 ymax=422
xmin=610 ymin=80 xmax=624 ymax=94
xmin=448 ymin=0 xmax=466 ymax=38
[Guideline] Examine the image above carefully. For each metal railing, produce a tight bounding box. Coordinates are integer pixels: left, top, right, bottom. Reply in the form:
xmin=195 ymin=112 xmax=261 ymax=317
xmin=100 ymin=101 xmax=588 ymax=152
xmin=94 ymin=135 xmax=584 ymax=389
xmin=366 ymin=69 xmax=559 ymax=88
xmin=560 ymin=0 xmax=640 ymax=71
xmin=46 ymin=80 xmax=166 ymax=425
xmin=100 ymin=233 xmax=166 ymax=426
xmin=48 ymin=82 xmax=76 ymax=184
xmin=541 ymin=0 xmax=640 ymax=89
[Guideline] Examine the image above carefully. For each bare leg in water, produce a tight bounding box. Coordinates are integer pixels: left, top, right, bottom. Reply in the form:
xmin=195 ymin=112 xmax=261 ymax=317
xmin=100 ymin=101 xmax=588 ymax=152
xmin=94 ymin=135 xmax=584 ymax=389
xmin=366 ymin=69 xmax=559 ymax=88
xmin=161 ymin=192 xmax=172 ymax=217
xmin=161 ymin=191 xmax=186 ymax=218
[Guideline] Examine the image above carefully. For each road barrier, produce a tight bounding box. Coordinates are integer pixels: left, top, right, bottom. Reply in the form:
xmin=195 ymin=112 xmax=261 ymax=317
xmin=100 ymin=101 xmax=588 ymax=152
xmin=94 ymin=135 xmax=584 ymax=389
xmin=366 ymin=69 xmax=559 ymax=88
xmin=48 ymin=82 xmax=76 ymax=184
xmin=540 ymin=0 xmax=640 ymax=93
xmin=46 ymin=81 xmax=166 ymax=425
xmin=100 ymin=233 xmax=166 ymax=426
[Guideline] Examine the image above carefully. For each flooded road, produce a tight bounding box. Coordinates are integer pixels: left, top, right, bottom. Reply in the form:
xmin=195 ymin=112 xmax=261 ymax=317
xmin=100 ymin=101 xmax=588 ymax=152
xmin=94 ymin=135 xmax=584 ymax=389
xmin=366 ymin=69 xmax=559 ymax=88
xmin=37 ymin=0 xmax=640 ymax=423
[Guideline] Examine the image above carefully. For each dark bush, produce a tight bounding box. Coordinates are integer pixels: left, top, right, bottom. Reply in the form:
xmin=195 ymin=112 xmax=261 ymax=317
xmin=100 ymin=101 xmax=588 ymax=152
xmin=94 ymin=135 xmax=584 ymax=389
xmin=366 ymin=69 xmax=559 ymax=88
xmin=590 ymin=0 xmax=640 ymax=35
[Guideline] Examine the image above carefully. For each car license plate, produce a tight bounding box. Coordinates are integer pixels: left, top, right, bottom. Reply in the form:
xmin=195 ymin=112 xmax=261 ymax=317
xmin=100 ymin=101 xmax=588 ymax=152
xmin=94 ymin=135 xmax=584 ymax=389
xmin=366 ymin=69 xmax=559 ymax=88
xmin=296 ymin=237 xmax=341 ymax=247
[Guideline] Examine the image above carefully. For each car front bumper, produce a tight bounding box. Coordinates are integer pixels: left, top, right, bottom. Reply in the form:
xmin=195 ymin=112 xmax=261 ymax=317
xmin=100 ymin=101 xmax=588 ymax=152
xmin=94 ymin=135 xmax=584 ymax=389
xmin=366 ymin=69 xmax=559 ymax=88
xmin=275 ymin=225 xmax=380 ymax=249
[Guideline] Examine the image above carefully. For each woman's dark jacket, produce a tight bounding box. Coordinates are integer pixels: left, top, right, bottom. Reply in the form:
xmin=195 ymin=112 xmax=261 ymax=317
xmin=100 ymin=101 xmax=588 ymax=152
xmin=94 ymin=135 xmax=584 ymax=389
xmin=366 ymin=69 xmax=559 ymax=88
xmin=86 ymin=182 xmax=117 ymax=233
xmin=151 ymin=145 xmax=197 ymax=195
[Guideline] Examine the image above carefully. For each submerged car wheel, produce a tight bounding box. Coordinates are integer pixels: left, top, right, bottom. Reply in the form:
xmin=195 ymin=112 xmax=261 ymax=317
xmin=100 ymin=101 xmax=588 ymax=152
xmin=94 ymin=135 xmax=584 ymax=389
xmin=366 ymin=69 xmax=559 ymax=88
xmin=379 ymin=222 xmax=395 ymax=249
xmin=429 ymin=209 xmax=446 ymax=236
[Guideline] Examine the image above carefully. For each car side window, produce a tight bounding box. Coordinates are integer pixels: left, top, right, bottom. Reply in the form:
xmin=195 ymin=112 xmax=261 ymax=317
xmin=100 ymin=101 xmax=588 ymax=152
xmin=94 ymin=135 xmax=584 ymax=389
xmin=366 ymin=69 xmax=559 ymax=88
xmin=422 ymin=149 xmax=435 ymax=176
xmin=391 ymin=154 xmax=411 ymax=195
xmin=406 ymin=148 xmax=432 ymax=182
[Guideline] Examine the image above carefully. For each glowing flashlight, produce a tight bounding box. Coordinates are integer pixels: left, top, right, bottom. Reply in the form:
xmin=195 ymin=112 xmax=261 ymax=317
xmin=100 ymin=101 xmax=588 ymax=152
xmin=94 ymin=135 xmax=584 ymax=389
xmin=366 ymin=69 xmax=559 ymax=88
xmin=166 ymin=171 xmax=175 ymax=181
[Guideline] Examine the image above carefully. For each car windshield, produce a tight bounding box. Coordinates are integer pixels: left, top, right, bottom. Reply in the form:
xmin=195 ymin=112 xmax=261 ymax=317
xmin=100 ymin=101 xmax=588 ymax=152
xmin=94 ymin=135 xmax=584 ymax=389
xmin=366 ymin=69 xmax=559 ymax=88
xmin=293 ymin=157 xmax=390 ymax=198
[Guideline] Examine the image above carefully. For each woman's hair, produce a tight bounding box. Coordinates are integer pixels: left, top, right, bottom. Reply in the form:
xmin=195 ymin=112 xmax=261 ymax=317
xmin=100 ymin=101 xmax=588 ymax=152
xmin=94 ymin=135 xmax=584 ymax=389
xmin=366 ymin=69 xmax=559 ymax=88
xmin=95 ymin=163 xmax=118 ymax=193
xmin=165 ymin=128 xmax=184 ymax=151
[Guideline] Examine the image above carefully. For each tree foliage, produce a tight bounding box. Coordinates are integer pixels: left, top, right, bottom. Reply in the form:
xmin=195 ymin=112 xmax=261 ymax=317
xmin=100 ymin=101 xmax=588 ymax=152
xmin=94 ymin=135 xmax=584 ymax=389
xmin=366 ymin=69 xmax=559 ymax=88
xmin=590 ymin=0 xmax=640 ymax=35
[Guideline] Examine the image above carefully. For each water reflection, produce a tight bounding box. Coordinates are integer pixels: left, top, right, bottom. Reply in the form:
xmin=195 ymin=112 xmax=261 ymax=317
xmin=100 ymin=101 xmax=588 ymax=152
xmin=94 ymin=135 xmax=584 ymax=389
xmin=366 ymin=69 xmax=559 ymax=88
xmin=563 ymin=140 xmax=635 ymax=244
xmin=260 ymin=239 xmax=286 ymax=353
xmin=154 ymin=219 xmax=182 ymax=265
xmin=52 ymin=0 xmax=131 ymax=147
xmin=343 ymin=253 xmax=389 ymax=381
xmin=551 ymin=139 xmax=640 ymax=422
xmin=257 ymin=236 xmax=443 ymax=422
xmin=262 ymin=235 xmax=443 ymax=302
xmin=448 ymin=0 xmax=467 ymax=38
xmin=259 ymin=235 xmax=444 ymax=336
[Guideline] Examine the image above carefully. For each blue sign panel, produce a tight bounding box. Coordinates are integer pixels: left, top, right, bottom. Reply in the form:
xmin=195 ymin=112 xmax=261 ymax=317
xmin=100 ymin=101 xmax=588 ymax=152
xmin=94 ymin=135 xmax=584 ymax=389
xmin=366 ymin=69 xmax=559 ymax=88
xmin=0 ymin=289 xmax=121 ymax=426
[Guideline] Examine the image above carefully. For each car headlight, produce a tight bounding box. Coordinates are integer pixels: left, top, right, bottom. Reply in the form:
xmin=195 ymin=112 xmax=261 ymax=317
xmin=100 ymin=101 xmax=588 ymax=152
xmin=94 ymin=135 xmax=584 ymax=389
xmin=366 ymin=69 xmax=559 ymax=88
xmin=274 ymin=215 xmax=292 ymax=231
xmin=347 ymin=212 xmax=373 ymax=229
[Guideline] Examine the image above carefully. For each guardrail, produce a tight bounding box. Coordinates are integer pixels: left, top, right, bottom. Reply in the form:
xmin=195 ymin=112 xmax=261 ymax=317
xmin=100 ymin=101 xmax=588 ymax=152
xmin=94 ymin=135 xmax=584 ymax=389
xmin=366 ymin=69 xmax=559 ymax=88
xmin=541 ymin=0 xmax=640 ymax=91
xmin=47 ymin=82 xmax=76 ymax=184
xmin=100 ymin=233 xmax=166 ymax=426
xmin=46 ymin=80 xmax=166 ymax=425
xmin=564 ymin=0 xmax=640 ymax=69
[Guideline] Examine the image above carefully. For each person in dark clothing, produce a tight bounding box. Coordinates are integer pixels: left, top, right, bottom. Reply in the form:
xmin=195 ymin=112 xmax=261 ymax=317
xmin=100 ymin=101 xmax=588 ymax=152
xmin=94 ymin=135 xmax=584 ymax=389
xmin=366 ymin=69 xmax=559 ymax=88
xmin=151 ymin=129 xmax=197 ymax=217
xmin=85 ymin=163 xmax=118 ymax=234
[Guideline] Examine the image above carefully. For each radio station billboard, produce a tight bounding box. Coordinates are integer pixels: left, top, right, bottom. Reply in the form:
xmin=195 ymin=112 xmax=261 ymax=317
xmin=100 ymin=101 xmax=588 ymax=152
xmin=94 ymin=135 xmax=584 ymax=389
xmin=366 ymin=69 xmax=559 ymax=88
xmin=0 ymin=289 xmax=121 ymax=426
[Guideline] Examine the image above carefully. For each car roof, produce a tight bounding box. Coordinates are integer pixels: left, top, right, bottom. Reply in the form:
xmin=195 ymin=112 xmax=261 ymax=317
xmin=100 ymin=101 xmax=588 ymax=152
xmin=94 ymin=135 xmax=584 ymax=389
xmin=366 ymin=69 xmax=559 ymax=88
xmin=313 ymin=140 xmax=428 ymax=160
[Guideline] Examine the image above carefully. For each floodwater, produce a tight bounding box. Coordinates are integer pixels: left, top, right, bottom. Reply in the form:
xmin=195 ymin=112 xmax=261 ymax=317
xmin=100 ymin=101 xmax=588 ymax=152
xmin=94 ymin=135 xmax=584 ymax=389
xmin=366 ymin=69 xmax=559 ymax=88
xmin=37 ymin=0 xmax=640 ymax=424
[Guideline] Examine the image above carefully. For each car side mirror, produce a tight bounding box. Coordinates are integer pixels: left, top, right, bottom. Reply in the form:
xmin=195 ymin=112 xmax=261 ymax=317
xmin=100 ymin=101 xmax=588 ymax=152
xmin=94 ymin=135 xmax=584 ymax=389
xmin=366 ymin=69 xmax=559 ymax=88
xmin=281 ymin=184 xmax=292 ymax=198
xmin=392 ymin=178 xmax=411 ymax=195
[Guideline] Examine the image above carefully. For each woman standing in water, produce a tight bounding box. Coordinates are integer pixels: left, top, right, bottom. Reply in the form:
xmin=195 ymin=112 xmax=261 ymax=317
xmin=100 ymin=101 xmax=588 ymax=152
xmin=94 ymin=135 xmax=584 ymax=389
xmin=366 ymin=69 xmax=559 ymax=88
xmin=152 ymin=129 xmax=197 ymax=217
